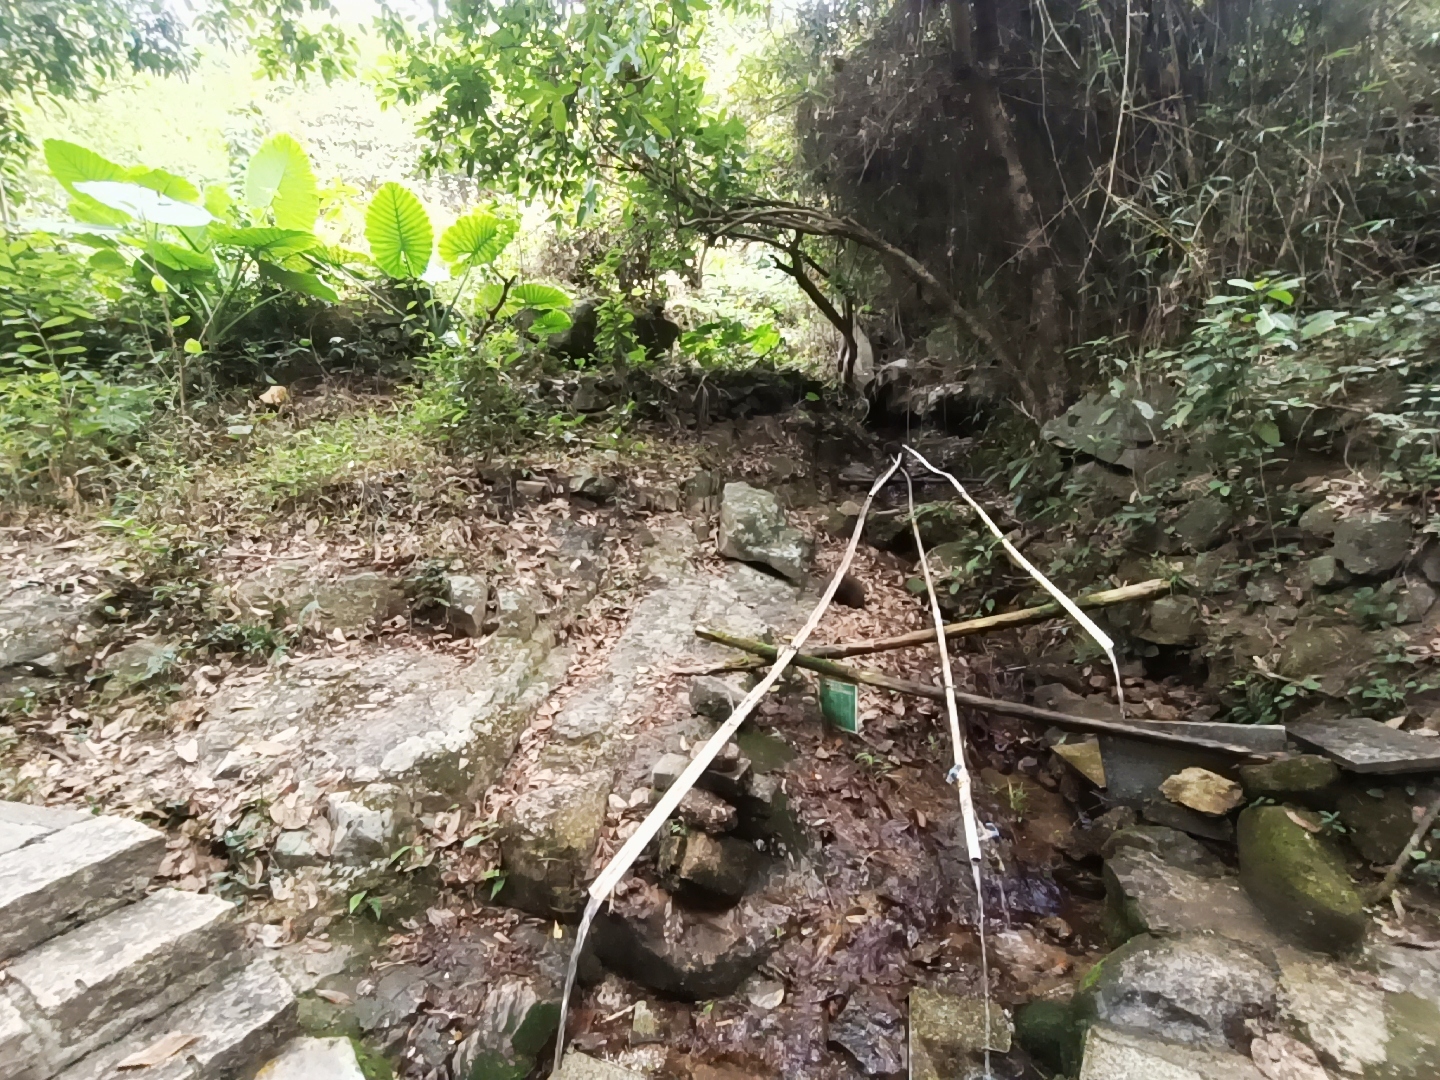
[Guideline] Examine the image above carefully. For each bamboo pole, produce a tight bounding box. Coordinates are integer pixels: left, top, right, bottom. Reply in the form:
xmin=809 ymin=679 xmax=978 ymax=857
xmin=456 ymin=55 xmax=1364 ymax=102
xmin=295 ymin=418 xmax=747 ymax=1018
xmin=695 ymin=628 xmax=1272 ymax=759
xmin=808 ymin=578 xmax=1171 ymax=659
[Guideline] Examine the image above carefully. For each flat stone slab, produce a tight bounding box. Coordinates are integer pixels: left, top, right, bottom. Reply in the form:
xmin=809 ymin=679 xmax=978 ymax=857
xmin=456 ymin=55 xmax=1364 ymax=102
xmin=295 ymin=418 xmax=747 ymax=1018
xmin=5 ymin=888 xmax=242 ymax=1070
xmin=0 ymin=801 xmax=89 ymax=856
xmin=1288 ymin=716 xmax=1440 ymax=774
xmin=1105 ymin=847 xmax=1283 ymax=950
xmin=255 ymin=1036 xmax=366 ymax=1080
xmin=1079 ymin=1024 xmax=1265 ymax=1079
xmin=0 ymin=813 xmax=164 ymax=960
xmin=58 ymin=959 xmax=297 ymax=1080
xmin=197 ymin=636 xmax=562 ymax=796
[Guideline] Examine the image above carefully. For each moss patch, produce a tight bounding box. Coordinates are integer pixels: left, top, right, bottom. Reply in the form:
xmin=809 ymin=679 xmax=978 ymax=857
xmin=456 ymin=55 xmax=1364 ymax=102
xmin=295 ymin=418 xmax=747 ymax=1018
xmin=1238 ymin=805 xmax=1365 ymax=954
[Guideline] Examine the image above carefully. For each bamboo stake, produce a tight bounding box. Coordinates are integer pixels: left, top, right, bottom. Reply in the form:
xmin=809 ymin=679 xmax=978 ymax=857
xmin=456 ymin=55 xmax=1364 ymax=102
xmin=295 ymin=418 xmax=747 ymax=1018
xmin=808 ymin=578 xmax=1171 ymax=659
xmin=550 ymin=454 xmax=906 ymax=1075
xmin=694 ymin=628 xmax=1273 ymax=759
xmin=904 ymin=468 xmax=994 ymax=1079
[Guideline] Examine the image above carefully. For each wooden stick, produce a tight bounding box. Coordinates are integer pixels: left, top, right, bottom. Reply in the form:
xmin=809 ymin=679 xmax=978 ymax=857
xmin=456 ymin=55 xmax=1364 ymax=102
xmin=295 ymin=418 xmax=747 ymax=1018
xmin=695 ymin=628 xmax=1272 ymax=759
xmin=1370 ymin=789 xmax=1440 ymax=904
xmin=808 ymin=578 xmax=1172 ymax=659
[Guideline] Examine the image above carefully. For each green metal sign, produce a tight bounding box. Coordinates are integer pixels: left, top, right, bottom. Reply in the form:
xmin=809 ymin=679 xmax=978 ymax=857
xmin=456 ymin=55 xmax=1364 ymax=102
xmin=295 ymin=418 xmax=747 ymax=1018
xmin=819 ymin=677 xmax=859 ymax=733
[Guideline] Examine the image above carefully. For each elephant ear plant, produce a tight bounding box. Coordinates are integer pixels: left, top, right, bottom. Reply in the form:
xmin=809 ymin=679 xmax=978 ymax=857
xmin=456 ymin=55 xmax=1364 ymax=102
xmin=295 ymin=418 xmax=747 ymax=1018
xmin=362 ymin=181 xmax=572 ymax=344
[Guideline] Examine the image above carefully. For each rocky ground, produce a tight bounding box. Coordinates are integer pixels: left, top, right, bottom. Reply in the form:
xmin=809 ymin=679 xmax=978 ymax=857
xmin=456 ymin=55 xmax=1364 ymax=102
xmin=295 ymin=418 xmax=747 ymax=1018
xmin=4 ymin=388 xmax=1440 ymax=1079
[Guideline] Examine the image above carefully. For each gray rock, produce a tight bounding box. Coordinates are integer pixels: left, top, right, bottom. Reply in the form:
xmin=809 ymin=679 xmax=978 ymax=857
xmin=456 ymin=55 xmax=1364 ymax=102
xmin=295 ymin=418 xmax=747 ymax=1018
xmin=682 ymin=470 xmax=723 ymax=514
xmin=102 ymin=637 xmax=178 ymax=686
xmin=553 ymin=1052 xmax=645 ymax=1080
xmin=1299 ymin=501 xmax=1339 ymax=537
xmin=1101 ymin=824 xmax=1225 ymax=876
xmin=569 ymin=469 xmax=618 ymax=502
xmin=1276 ymin=953 xmax=1389 ymax=1076
xmin=0 ymin=995 xmax=42 ymax=1078
xmin=649 ymin=752 xmax=690 ymax=791
xmin=500 ymin=771 xmax=611 ymax=917
xmin=0 ymin=587 xmax=97 ymax=675
xmin=1041 ymin=394 xmax=1156 ymax=467
xmin=717 ymin=482 xmax=813 ymax=581
xmin=1076 ymin=932 xmax=1278 ymax=1046
xmin=0 ymin=813 xmax=164 ymax=961
xmin=444 ymin=574 xmax=489 ymax=637
xmin=0 ymin=801 xmax=88 ymax=856
xmin=676 ymin=788 xmax=737 ymax=834
xmin=1288 ymin=714 xmax=1440 ymax=774
xmin=256 ymin=1037 xmax=366 ymax=1080
xmin=1170 ymin=498 xmax=1234 ymax=552
xmin=828 ymin=987 xmax=907 ymax=1077
xmin=909 ymin=988 xmax=1011 ymax=1079
xmin=1078 ymin=1024 xmax=1266 ymax=1080
xmin=272 ymin=829 xmax=323 ymax=868
xmin=493 ymin=585 xmax=539 ymax=640
xmin=1337 ymin=784 xmax=1425 ymax=864
xmin=60 ymin=959 xmax=297 ymax=1080
xmin=689 ymin=675 xmax=745 ymax=721
xmin=1307 ymin=554 xmax=1351 ymax=589
xmin=1419 ymin=542 xmax=1440 ymax=586
xmin=1103 ymin=844 xmax=1280 ymax=949
xmin=234 ymin=568 xmax=406 ymax=631
xmin=1136 ymin=596 xmax=1203 ymax=645
xmin=7 ymin=889 xmax=242 ymax=1070
xmin=659 ymin=832 xmax=757 ymax=905
xmin=592 ymin=899 xmax=782 ymax=1000
xmin=1238 ymin=805 xmax=1366 ymax=954
xmin=451 ymin=975 xmax=559 ymax=1080
xmin=1277 ymin=624 xmax=1370 ymax=696
xmin=1396 ymin=579 xmax=1438 ymax=624
xmin=327 ymin=795 xmax=395 ymax=865
xmin=1331 ymin=515 xmax=1413 ymax=577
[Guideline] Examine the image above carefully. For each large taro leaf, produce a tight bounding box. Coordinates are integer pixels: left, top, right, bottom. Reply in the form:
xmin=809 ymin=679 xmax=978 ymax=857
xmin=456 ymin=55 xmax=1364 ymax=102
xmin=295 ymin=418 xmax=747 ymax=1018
xmin=245 ymin=134 xmax=320 ymax=232
xmin=438 ymin=210 xmax=515 ymax=271
xmin=365 ymin=182 xmax=433 ymax=279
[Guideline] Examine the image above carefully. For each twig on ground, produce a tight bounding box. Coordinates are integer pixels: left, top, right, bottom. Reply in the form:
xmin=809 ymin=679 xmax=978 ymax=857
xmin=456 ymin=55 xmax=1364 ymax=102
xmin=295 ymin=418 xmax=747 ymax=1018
xmin=1371 ymin=789 xmax=1440 ymax=905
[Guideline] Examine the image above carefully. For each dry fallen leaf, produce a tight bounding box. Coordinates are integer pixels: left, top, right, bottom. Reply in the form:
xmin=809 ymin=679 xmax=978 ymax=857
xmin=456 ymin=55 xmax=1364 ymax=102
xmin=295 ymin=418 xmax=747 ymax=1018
xmin=117 ymin=1032 xmax=200 ymax=1069
xmin=174 ymin=738 xmax=199 ymax=764
xmin=314 ymin=988 xmax=354 ymax=1006
xmin=1285 ymin=808 xmax=1323 ymax=834
xmin=258 ymin=385 xmax=290 ymax=406
xmin=1251 ymin=1032 xmax=1330 ymax=1080
xmin=1159 ymin=767 xmax=1244 ymax=816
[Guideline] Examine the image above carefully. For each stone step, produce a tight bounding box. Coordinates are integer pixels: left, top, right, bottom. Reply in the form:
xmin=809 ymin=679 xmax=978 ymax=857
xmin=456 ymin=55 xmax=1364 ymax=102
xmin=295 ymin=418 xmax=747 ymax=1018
xmin=0 ymin=813 xmax=165 ymax=961
xmin=0 ymin=803 xmax=89 ymax=856
xmin=0 ymin=997 xmax=44 ymax=1080
xmin=56 ymin=960 xmax=297 ymax=1080
xmin=3 ymin=889 xmax=242 ymax=1077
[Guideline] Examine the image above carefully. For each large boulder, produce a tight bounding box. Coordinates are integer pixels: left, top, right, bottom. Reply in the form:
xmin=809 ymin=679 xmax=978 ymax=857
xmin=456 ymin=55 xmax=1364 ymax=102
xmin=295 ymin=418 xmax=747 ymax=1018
xmin=1041 ymin=394 xmax=1156 ymax=467
xmin=1077 ymin=1024 xmax=1266 ymax=1080
xmin=717 ymin=482 xmax=813 ymax=581
xmin=499 ymin=771 xmax=612 ymax=918
xmin=450 ymin=975 xmax=561 ymax=1080
xmin=1237 ymin=805 xmax=1367 ymax=954
xmin=1330 ymin=515 xmax=1413 ymax=577
xmin=1337 ymin=785 xmax=1425 ymax=864
xmin=1135 ymin=596 xmax=1203 ymax=645
xmin=1277 ymin=624 xmax=1371 ymax=697
xmin=1167 ymin=498 xmax=1234 ymax=553
xmin=1075 ymin=932 xmax=1279 ymax=1047
xmin=1238 ymin=755 xmax=1341 ymax=808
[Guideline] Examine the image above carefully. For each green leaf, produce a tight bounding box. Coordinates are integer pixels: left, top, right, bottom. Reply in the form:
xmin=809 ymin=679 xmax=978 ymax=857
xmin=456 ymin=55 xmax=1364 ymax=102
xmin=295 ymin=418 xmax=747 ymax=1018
xmin=44 ymin=139 xmax=127 ymax=192
xmin=203 ymin=184 xmax=235 ymax=222
xmin=88 ymin=249 xmax=128 ymax=272
xmin=258 ymin=262 xmax=340 ymax=302
xmin=128 ymin=167 xmax=200 ymax=204
xmin=148 ymin=241 xmax=215 ymax=272
xmin=183 ymin=338 xmax=203 ymax=355
xmin=209 ymin=226 xmax=317 ymax=256
xmin=245 ymin=134 xmax=320 ymax=231
xmin=438 ymin=210 xmax=514 ymax=270
xmin=528 ymin=309 xmax=572 ymax=335
xmin=150 ymin=275 xmax=167 ymax=293
xmin=1254 ymin=421 xmax=1282 ymax=446
xmin=74 ymin=181 xmax=214 ymax=227
xmin=365 ymin=183 xmax=432 ymax=279
xmin=508 ymin=283 xmax=569 ymax=309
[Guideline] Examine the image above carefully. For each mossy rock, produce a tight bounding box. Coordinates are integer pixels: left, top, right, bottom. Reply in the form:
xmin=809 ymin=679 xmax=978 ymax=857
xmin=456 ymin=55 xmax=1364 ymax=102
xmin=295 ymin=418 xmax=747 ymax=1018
xmin=1014 ymin=999 xmax=1084 ymax=1077
xmin=1237 ymin=805 xmax=1366 ymax=955
xmin=1238 ymin=755 xmax=1341 ymax=808
xmin=349 ymin=1039 xmax=395 ymax=1080
xmin=1337 ymin=785 xmax=1420 ymax=864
